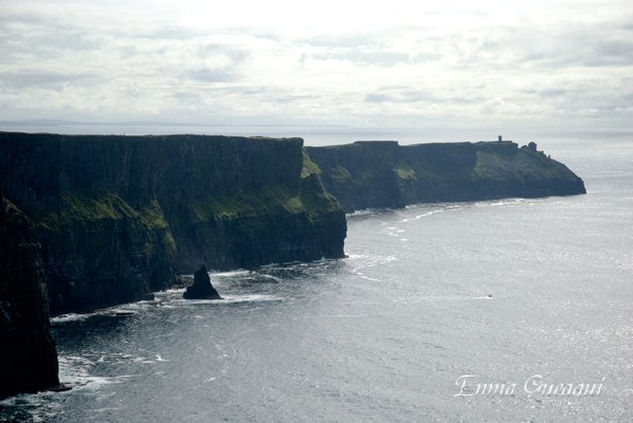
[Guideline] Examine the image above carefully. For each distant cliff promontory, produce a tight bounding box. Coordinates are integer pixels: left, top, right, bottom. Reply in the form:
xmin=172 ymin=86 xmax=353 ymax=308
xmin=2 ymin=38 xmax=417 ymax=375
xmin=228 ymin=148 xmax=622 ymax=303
xmin=306 ymin=140 xmax=586 ymax=212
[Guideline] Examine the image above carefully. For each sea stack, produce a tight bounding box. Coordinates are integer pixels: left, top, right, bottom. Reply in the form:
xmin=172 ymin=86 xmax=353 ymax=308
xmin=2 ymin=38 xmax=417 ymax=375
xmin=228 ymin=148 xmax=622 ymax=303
xmin=183 ymin=265 xmax=222 ymax=300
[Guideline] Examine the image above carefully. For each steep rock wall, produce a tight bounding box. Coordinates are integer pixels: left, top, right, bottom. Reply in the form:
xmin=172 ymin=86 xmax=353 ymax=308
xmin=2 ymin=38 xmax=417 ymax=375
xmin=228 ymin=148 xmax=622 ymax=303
xmin=0 ymin=198 xmax=59 ymax=399
xmin=0 ymin=132 xmax=346 ymax=315
xmin=306 ymin=140 xmax=586 ymax=212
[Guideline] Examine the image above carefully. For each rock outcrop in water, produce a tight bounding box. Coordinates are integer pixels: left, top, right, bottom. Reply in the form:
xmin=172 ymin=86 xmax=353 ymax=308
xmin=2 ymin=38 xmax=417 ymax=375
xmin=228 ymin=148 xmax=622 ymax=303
xmin=0 ymin=197 xmax=59 ymax=399
xmin=306 ymin=140 xmax=586 ymax=212
xmin=0 ymin=132 xmax=347 ymax=315
xmin=183 ymin=265 xmax=221 ymax=300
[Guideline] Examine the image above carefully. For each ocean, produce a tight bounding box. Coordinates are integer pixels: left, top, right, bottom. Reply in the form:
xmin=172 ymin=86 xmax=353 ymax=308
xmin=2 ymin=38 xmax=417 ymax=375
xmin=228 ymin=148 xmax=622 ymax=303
xmin=1 ymin=136 xmax=631 ymax=422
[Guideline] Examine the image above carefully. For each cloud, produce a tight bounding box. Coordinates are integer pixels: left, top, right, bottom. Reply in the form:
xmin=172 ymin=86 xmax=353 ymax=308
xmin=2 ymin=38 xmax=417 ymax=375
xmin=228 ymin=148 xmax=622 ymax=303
xmin=364 ymin=88 xmax=487 ymax=106
xmin=0 ymin=69 xmax=98 ymax=89
xmin=196 ymin=43 xmax=249 ymax=61
xmin=365 ymin=93 xmax=393 ymax=103
xmin=522 ymin=88 xmax=567 ymax=98
xmin=364 ymin=90 xmax=435 ymax=104
xmin=184 ymin=68 xmax=237 ymax=82
xmin=589 ymin=39 xmax=633 ymax=66
xmin=0 ymin=0 xmax=631 ymax=136
xmin=313 ymin=50 xmax=410 ymax=67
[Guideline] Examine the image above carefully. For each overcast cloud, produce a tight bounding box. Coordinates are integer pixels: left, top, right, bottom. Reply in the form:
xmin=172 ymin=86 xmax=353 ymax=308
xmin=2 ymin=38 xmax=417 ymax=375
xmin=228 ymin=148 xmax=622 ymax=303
xmin=1 ymin=0 xmax=632 ymax=139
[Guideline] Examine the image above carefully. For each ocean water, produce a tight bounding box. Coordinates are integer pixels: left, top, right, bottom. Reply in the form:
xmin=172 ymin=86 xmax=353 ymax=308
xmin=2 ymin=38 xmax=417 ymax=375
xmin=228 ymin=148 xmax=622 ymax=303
xmin=1 ymin=139 xmax=632 ymax=422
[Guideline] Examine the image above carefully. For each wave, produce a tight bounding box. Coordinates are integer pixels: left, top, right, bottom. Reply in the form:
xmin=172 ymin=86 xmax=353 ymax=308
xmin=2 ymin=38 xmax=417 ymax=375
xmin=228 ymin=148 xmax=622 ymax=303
xmin=56 ymin=354 xmax=138 ymax=392
xmin=259 ymin=273 xmax=283 ymax=283
xmin=391 ymin=294 xmax=497 ymax=304
xmin=51 ymin=307 xmax=141 ymax=324
xmin=167 ymin=293 xmax=283 ymax=306
xmin=209 ymin=269 xmax=252 ymax=277
xmin=51 ymin=313 xmax=92 ymax=324
xmin=473 ymin=197 xmax=539 ymax=208
xmin=400 ymin=208 xmax=446 ymax=222
xmin=346 ymin=209 xmax=375 ymax=218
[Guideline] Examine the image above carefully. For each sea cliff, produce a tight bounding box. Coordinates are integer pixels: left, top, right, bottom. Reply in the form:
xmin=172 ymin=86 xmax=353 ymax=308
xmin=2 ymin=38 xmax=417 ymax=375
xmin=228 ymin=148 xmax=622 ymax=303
xmin=306 ymin=140 xmax=586 ymax=212
xmin=0 ymin=197 xmax=59 ymax=399
xmin=0 ymin=132 xmax=346 ymax=315
xmin=0 ymin=132 xmax=586 ymax=399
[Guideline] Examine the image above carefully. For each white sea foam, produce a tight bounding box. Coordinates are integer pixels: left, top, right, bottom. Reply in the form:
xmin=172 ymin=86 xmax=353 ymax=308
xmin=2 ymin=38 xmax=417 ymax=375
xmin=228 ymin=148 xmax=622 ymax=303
xmin=345 ymin=254 xmax=371 ymax=263
xmin=259 ymin=273 xmax=283 ymax=282
xmin=346 ymin=209 xmax=374 ymax=218
xmin=51 ymin=301 xmax=150 ymax=325
xmin=415 ymin=210 xmax=444 ymax=219
xmin=51 ymin=313 xmax=91 ymax=323
xmin=400 ymin=209 xmax=445 ymax=222
xmin=218 ymin=294 xmax=284 ymax=304
xmin=155 ymin=354 xmax=168 ymax=362
xmin=394 ymin=294 xmax=497 ymax=303
xmin=56 ymin=355 xmax=137 ymax=391
xmin=210 ymin=269 xmax=251 ymax=277
xmin=356 ymin=274 xmax=381 ymax=282
xmin=156 ymin=287 xmax=186 ymax=295
xmin=473 ymin=198 xmax=533 ymax=208
xmin=166 ymin=293 xmax=283 ymax=306
xmin=88 ymin=407 xmax=123 ymax=413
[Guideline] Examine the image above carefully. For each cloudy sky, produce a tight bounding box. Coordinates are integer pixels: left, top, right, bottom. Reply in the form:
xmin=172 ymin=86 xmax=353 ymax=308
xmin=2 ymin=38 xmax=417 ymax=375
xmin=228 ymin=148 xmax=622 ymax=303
xmin=1 ymin=0 xmax=632 ymax=140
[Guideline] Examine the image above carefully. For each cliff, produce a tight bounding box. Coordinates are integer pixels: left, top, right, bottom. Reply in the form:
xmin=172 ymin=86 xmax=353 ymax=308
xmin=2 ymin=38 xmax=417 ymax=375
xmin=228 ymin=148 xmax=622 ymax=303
xmin=0 ymin=132 xmax=585 ymax=399
xmin=306 ymin=140 xmax=586 ymax=212
xmin=0 ymin=197 xmax=59 ymax=399
xmin=0 ymin=132 xmax=346 ymax=315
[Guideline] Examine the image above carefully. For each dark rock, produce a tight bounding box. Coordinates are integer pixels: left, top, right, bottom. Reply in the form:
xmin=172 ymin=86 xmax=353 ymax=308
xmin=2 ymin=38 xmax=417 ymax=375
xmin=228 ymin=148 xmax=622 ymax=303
xmin=0 ymin=198 xmax=59 ymax=399
xmin=49 ymin=383 xmax=73 ymax=392
xmin=0 ymin=132 xmax=346 ymax=315
xmin=183 ymin=265 xmax=221 ymax=300
xmin=306 ymin=140 xmax=586 ymax=213
xmin=174 ymin=275 xmax=194 ymax=288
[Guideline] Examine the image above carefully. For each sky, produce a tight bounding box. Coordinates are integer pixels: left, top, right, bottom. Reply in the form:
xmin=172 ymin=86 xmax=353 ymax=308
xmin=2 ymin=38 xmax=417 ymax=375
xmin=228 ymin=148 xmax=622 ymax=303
xmin=1 ymin=0 xmax=632 ymax=141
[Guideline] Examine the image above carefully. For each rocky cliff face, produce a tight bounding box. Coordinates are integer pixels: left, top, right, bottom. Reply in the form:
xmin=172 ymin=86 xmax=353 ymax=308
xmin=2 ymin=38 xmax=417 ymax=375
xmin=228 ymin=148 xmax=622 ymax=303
xmin=0 ymin=132 xmax=346 ymax=315
xmin=0 ymin=198 xmax=59 ymax=399
xmin=306 ymin=140 xmax=586 ymax=212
